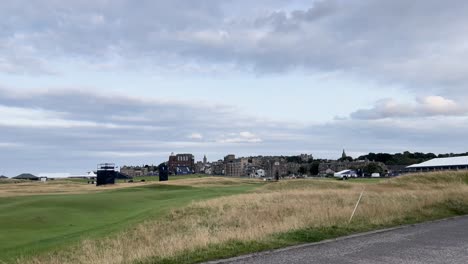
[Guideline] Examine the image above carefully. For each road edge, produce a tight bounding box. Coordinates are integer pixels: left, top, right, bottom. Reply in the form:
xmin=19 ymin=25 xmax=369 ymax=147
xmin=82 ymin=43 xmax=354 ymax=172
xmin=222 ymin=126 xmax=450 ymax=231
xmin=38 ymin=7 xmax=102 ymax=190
xmin=203 ymin=215 xmax=468 ymax=264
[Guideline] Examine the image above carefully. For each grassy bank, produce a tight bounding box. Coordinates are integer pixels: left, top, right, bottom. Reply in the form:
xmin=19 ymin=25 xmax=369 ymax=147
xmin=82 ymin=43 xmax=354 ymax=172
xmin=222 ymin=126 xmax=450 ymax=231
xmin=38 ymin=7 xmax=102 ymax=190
xmin=0 ymin=178 xmax=260 ymax=262
xmin=19 ymin=172 xmax=468 ymax=264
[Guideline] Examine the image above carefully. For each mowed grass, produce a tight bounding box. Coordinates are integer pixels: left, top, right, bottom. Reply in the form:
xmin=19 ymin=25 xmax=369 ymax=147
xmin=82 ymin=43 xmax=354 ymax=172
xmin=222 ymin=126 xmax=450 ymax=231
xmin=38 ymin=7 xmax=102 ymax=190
xmin=0 ymin=178 xmax=261 ymax=262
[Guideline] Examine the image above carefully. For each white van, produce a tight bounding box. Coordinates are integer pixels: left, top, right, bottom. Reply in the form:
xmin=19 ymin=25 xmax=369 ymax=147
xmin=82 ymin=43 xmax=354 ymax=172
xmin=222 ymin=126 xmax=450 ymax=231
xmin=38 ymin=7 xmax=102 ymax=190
xmin=334 ymin=170 xmax=358 ymax=180
xmin=256 ymin=169 xmax=266 ymax=178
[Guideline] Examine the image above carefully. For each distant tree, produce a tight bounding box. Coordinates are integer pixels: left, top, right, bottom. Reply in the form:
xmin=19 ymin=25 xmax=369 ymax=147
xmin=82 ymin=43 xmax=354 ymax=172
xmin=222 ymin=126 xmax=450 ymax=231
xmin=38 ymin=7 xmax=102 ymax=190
xmin=438 ymin=152 xmax=468 ymax=158
xmin=357 ymin=151 xmax=443 ymax=165
xmin=310 ymin=162 xmax=320 ymax=175
xmin=363 ymin=163 xmax=385 ymax=175
xmin=286 ymin=156 xmax=303 ymax=164
xmin=298 ymin=166 xmax=307 ymax=175
xmin=338 ymin=156 xmax=353 ymax=162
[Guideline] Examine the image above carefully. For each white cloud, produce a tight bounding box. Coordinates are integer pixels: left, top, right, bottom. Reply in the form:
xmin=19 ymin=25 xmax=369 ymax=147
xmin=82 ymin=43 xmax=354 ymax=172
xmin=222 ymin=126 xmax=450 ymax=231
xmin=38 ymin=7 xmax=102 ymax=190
xmin=188 ymin=133 xmax=203 ymax=140
xmin=0 ymin=103 xmax=169 ymax=130
xmin=351 ymin=96 xmax=468 ymax=120
xmin=0 ymin=142 xmax=22 ymax=148
xmin=218 ymin=132 xmax=263 ymax=144
xmin=0 ymin=105 xmax=87 ymax=128
xmin=89 ymin=151 xmax=167 ymax=158
xmin=418 ymin=96 xmax=461 ymax=115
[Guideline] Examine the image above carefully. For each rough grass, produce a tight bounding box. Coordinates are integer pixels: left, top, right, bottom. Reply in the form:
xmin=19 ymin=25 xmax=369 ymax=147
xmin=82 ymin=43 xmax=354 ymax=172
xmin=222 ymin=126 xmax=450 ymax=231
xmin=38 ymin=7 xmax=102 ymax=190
xmin=0 ymin=179 xmax=26 ymax=184
xmin=0 ymin=175 xmax=219 ymax=197
xmin=0 ymin=180 xmax=154 ymax=197
xmin=160 ymin=177 xmax=260 ymax=187
xmin=19 ymin=172 xmax=468 ymax=264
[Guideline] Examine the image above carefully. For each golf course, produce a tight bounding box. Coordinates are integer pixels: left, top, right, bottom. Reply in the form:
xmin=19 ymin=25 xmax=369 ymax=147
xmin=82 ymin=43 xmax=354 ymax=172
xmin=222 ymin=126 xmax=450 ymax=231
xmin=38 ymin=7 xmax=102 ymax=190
xmin=1 ymin=173 xmax=468 ymax=264
xmin=0 ymin=176 xmax=260 ymax=262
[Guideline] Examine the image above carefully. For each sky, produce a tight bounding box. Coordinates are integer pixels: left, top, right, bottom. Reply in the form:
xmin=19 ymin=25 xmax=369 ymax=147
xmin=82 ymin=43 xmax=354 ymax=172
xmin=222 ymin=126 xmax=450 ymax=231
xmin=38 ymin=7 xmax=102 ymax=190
xmin=1 ymin=0 xmax=468 ymax=176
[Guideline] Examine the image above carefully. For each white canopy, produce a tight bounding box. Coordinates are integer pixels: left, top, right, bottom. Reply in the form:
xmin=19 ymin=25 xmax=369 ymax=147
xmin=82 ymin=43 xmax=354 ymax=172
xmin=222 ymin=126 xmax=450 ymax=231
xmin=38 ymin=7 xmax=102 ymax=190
xmin=407 ymin=156 xmax=468 ymax=168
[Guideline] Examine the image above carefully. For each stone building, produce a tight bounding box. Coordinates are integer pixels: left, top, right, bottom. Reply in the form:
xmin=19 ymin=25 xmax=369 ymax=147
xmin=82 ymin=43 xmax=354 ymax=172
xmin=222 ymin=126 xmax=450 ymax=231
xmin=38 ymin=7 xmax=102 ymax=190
xmin=264 ymin=158 xmax=288 ymax=178
xmin=194 ymin=161 xmax=204 ymax=174
xmin=211 ymin=160 xmax=225 ymax=175
xmin=222 ymin=155 xmax=293 ymax=178
xmin=120 ymin=166 xmax=149 ymax=177
xmin=224 ymin=155 xmax=249 ymax=177
xmin=286 ymin=162 xmax=302 ymax=175
xmin=193 ymin=155 xmax=211 ymax=174
xmin=168 ymin=153 xmax=195 ymax=174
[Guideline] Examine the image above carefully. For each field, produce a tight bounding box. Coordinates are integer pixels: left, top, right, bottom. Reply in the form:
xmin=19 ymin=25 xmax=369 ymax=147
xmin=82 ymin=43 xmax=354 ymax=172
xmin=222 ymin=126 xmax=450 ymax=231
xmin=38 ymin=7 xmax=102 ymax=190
xmin=1 ymin=173 xmax=468 ymax=264
xmin=0 ymin=176 xmax=260 ymax=262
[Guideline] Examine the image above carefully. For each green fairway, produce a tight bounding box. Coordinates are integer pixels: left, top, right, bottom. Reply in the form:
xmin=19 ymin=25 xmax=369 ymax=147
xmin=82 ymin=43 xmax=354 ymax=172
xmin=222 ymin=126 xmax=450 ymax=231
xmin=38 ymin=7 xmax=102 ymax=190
xmin=0 ymin=181 xmax=258 ymax=261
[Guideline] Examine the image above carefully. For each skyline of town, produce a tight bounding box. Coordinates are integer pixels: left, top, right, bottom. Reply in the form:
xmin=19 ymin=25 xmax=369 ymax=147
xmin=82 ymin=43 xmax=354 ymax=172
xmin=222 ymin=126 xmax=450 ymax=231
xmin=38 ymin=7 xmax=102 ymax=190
xmin=3 ymin=149 xmax=467 ymax=177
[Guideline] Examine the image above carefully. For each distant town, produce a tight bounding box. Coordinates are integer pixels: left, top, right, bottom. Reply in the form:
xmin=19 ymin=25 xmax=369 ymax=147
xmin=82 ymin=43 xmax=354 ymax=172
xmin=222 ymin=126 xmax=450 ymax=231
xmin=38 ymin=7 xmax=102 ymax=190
xmin=119 ymin=150 xmax=468 ymax=179
xmin=3 ymin=150 xmax=468 ymax=181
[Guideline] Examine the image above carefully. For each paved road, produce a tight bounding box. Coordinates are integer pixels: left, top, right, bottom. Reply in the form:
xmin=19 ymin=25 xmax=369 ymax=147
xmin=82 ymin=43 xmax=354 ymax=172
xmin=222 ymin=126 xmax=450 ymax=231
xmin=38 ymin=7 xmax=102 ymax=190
xmin=210 ymin=216 xmax=468 ymax=264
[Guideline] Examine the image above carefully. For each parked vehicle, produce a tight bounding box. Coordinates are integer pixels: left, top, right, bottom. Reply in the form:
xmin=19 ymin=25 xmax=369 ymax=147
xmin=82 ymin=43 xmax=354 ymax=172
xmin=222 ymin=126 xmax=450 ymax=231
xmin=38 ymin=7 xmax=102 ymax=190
xmin=256 ymin=169 xmax=266 ymax=178
xmin=334 ymin=170 xmax=358 ymax=180
xmin=371 ymin=173 xmax=381 ymax=178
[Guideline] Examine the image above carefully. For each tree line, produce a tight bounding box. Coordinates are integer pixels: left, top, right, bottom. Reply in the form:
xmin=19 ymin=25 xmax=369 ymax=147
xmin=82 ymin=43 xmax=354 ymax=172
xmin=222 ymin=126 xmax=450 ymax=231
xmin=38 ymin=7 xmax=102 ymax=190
xmin=357 ymin=151 xmax=468 ymax=166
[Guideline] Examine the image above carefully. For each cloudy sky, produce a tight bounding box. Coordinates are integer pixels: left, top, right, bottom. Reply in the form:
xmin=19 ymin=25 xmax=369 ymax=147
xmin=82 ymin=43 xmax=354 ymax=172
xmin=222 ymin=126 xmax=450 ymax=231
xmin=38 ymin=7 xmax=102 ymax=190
xmin=1 ymin=0 xmax=468 ymax=176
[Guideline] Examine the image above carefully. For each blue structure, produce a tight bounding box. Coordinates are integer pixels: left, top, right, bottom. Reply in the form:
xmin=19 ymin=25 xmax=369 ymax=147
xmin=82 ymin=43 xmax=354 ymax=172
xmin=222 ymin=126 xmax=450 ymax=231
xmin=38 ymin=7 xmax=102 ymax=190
xmin=175 ymin=166 xmax=192 ymax=175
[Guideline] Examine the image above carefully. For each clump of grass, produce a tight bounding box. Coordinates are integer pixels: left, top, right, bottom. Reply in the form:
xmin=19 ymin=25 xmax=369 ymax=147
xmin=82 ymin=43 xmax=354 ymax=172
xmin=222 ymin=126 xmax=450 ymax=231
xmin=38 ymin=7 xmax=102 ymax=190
xmin=21 ymin=172 xmax=468 ymax=264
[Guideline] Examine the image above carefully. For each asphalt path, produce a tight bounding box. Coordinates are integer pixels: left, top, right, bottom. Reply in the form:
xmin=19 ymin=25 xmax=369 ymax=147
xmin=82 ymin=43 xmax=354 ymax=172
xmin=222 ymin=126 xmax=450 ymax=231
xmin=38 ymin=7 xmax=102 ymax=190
xmin=208 ymin=216 xmax=468 ymax=264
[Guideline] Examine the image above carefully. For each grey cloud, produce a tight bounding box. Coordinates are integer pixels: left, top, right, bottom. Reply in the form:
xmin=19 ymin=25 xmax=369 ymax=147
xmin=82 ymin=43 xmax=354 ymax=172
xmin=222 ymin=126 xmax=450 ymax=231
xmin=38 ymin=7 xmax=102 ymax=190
xmin=292 ymin=1 xmax=337 ymax=21
xmin=1 ymin=0 xmax=468 ymax=96
xmin=258 ymin=0 xmax=337 ymax=30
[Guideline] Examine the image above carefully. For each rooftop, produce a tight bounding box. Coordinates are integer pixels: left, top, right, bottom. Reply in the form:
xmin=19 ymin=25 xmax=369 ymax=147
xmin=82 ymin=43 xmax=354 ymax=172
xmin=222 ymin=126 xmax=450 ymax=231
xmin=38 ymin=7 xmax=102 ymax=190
xmin=407 ymin=156 xmax=468 ymax=168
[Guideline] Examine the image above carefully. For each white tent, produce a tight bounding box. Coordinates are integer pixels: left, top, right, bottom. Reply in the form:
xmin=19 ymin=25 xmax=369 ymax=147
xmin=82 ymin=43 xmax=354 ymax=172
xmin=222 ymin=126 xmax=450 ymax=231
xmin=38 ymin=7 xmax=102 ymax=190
xmin=407 ymin=156 xmax=468 ymax=171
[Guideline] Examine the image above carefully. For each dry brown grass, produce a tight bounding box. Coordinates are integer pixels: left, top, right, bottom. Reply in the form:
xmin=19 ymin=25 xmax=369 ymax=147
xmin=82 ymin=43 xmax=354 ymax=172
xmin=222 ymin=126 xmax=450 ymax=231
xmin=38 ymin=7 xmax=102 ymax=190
xmin=0 ymin=180 xmax=153 ymax=198
xmin=0 ymin=177 xmax=260 ymax=198
xmin=158 ymin=177 xmax=260 ymax=187
xmin=23 ymin=172 xmax=468 ymax=264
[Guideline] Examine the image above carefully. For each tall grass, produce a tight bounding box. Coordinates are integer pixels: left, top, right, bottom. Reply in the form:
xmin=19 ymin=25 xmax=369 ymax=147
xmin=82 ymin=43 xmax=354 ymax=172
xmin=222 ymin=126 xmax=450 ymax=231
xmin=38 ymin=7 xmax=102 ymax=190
xmin=23 ymin=172 xmax=468 ymax=264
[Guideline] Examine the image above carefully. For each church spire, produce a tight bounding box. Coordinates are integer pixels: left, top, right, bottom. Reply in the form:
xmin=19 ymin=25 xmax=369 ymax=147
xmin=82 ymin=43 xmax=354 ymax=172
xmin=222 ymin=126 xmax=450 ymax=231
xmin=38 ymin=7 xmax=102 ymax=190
xmin=342 ymin=149 xmax=347 ymax=159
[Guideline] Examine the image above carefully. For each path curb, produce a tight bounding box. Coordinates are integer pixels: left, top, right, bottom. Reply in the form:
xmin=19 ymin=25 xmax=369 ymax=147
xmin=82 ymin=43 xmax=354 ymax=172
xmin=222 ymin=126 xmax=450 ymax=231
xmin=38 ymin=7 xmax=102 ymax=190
xmin=203 ymin=215 xmax=468 ymax=264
